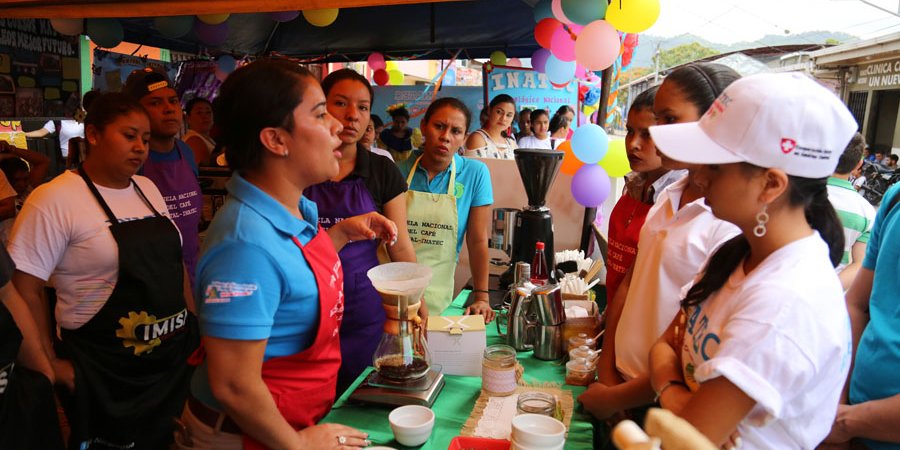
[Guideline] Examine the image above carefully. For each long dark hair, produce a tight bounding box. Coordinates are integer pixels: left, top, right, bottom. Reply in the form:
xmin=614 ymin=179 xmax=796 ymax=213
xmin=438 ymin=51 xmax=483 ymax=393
xmin=665 ymin=63 xmax=740 ymax=114
xmin=682 ymin=166 xmax=845 ymax=308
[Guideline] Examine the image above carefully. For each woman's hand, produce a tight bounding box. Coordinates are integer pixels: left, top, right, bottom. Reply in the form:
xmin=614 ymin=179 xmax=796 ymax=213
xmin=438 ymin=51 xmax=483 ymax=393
xmin=296 ymin=423 xmax=370 ymax=449
xmin=820 ymin=404 xmax=854 ymax=446
xmin=328 ymin=212 xmax=398 ymax=252
xmin=578 ymin=382 xmax=622 ymax=420
xmin=52 ymin=357 xmax=75 ymax=392
xmin=464 ymin=297 xmax=495 ymax=323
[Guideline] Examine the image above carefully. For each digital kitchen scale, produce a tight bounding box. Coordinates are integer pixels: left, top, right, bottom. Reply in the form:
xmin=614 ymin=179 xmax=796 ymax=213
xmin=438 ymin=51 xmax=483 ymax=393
xmin=348 ymin=368 xmax=445 ymax=407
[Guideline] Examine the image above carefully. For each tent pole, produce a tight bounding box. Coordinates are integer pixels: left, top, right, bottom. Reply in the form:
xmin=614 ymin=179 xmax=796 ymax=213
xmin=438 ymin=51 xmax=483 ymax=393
xmin=579 ymin=65 xmax=614 ymax=253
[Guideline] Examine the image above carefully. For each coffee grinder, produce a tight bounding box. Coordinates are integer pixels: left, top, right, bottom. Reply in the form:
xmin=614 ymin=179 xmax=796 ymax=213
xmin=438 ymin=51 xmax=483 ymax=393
xmin=348 ymin=263 xmax=445 ymax=407
xmin=499 ymin=148 xmax=564 ymax=290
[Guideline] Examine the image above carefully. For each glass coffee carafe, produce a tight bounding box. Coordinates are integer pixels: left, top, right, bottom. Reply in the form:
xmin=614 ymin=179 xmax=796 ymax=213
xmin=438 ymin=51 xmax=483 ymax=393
xmin=367 ymin=262 xmax=433 ymax=381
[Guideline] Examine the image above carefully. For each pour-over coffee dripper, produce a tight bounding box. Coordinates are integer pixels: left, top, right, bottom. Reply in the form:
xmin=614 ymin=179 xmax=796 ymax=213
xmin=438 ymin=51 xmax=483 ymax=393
xmin=367 ymin=263 xmax=433 ymax=381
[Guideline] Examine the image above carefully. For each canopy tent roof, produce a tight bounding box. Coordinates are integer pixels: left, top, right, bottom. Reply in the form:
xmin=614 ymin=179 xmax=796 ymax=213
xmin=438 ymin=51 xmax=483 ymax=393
xmin=3 ymin=0 xmax=543 ymax=61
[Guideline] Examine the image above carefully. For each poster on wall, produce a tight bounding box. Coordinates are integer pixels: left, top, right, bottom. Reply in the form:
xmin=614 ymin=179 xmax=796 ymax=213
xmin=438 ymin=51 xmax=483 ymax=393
xmin=372 ymin=85 xmax=482 ymax=132
xmin=483 ymin=65 xmax=579 ymax=129
xmin=0 ymin=19 xmax=81 ymax=119
xmin=174 ymin=59 xmax=222 ymax=105
xmin=92 ymin=50 xmax=178 ymax=94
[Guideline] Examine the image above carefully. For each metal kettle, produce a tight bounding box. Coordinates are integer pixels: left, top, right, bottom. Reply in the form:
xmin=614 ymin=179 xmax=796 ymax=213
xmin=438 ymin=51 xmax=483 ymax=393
xmin=497 ymin=262 xmax=537 ymax=351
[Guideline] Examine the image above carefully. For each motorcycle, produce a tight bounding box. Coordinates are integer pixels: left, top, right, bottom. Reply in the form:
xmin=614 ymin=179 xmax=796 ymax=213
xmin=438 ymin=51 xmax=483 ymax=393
xmin=858 ymin=160 xmax=900 ymax=206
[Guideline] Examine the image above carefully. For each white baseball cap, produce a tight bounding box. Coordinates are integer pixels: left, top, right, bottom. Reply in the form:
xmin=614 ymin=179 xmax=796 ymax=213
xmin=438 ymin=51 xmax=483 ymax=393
xmin=649 ymin=72 xmax=858 ymax=179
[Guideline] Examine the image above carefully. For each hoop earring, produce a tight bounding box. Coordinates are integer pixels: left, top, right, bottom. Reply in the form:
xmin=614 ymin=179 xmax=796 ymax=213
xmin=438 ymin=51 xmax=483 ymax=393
xmin=754 ymin=204 xmax=769 ymax=237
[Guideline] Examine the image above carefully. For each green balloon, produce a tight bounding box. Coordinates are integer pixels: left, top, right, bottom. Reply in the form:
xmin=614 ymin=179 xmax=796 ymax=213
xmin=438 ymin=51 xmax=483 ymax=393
xmin=561 ymin=0 xmax=608 ymax=26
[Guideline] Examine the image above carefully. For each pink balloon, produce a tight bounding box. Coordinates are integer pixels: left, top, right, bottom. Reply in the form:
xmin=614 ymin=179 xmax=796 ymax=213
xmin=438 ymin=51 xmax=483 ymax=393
xmin=367 ymin=52 xmax=386 ymax=71
xmin=550 ymin=26 xmax=576 ymax=62
xmin=575 ymin=20 xmax=620 ymax=71
xmin=508 ymin=58 xmax=522 ymax=67
xmin=551 ymin=0 xmax=574 ymax=25
xmin=531 ymin=48 xmax=551 ymax=73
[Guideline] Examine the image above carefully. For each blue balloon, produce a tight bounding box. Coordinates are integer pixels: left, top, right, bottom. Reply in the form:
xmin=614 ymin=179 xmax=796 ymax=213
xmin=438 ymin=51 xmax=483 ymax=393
xmin=545 ymin=55 xmax=576 ymax=86
xmin=217 ymin=55 xmax=236 ymax=73
xmin=154 ymin=16 xmax=193 ymax=39
xmin=87 ymin=18 xmax=123 ymax=48
xmin=571 ymin=123 xmax=609 ymax=164
xmin=533 ymin=0 xmax=554 ymax=22
xmin=571 ymin=164 xmax=611 ymax=207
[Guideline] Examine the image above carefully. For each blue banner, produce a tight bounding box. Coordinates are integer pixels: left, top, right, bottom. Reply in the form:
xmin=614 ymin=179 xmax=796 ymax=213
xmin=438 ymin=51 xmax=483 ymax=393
xmin=484 ymin=66 xmax=578 ymax=123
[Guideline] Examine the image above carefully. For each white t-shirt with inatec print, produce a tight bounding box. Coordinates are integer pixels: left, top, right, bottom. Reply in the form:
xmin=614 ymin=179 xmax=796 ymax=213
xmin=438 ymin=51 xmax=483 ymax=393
xmin=679 ymin=233 xmax=851 ymax=450
xmin=8 ymin=170 xmax=177 ymax=329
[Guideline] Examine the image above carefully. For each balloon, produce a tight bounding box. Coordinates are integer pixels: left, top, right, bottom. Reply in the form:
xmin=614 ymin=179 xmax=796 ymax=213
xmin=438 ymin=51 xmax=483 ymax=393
xmin=303 ymin=8 xmax=339 ymax=27
xmin=599 ymin=139 xmax=631 ymax=178
xmin=508 ymin=58 xmax=522 ymax=67
xmin=197 ymin=14 xmax=229 ymax=25
xmin=385 ymin=60 xmax=399 ymax=71
xmin=571 ymin=123 xmax=609 ymax=164
xmin=215 ymin=68 xmax=229 ymax=82
xmin=571 ymin=164 xmax=611 ymax=207
xmin=269 ymin=11 xmax=300 ymax=22
xmin=533 ymin=0 xmax=554 ymax=22
xmin=86 ymin=19 xmax=123 ymax=48
xmin=388 ymin=70 xmax=404 ymax=85
xmin=562 ymin=0 xmax=608 ymax=26
xmin=550 ymin=25 xmax=576 ymax=62
xmin=51 ymin=18 xmax=83 ymax=36
xmin=490 ymin=51 xmax=507 ymax=66
xmin=367 ymin=52 xmax=386 ymax=71
xmin=373 ymin=69 xmax=389 ymax=86
xmin=575 ymin=20 xmax=621 ymax=71
xmin=534 ymin=18 xmax=562 ymax=49
xmin=531 ymin=48 xmax=551 ymax=73
xmin=559 ymin=141 xmax=583 ymax=176
xmin=154 ymin=16 xmax=193 ymax=38
xmin=606 ymin=0 xmax=660 ymax=33
xmin=194 ymin=20 xmax=229 ymax=46
xmin=545 ymin=54 xmax=576 ymax=86
xmin=217 ymin=55 xmax=236 ymax=73
xmin=551 ymin=0 xmax=574 ymax=24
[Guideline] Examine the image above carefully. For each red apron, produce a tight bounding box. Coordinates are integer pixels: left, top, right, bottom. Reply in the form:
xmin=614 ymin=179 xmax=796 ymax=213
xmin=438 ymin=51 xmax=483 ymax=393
xmin=243 ymin=227 xmax=345 ymax=450
xmin=605 ymin=194 xmax=652 ymax=302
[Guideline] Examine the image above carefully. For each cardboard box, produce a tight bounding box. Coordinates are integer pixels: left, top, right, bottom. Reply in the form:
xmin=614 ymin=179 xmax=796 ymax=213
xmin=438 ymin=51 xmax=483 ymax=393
xmin=427 ymin=315 xmax=486 ymax=376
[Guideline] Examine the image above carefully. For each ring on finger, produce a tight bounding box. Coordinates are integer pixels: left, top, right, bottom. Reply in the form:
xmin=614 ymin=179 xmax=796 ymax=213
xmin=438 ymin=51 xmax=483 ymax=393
xmin=337 ymin=435 xmax=347 ymax=445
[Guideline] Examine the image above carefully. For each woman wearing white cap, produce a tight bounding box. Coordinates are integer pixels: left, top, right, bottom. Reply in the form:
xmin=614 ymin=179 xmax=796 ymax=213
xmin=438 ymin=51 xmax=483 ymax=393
xmin=647 ymin=73 xmax=855 ymax=449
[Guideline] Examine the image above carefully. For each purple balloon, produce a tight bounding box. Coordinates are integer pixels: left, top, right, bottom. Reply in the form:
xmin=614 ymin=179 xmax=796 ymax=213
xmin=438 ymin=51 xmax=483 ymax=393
xmin=532 ymin=48 xmax=551 ymax=73
xmin=571 ymin=164 xmax=611 ymax=207
xmin=269 ymin=11 xmax=300 ymax=22
xmin=194 ymin=20 xmax=229 ymax=46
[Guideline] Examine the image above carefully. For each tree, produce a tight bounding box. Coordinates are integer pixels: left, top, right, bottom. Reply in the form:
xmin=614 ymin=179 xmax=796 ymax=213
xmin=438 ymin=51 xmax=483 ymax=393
xmin=652 ymin=42 xmax=720 ymax=71
xmin=825 ymin=38 xmax=842 ymax=45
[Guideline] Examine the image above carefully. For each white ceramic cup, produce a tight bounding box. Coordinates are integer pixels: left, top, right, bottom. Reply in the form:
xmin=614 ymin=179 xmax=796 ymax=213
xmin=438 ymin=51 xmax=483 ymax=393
xmin=388 ymin=405 xmax=435 ymax=447
xmin=511 ymin=413 xmax=566 ymax=448
xmin=511 ymin=438 xmax=564 ymax=450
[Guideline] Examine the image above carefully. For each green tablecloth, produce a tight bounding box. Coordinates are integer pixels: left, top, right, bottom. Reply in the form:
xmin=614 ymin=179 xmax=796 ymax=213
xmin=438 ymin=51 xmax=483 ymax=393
xmin=322 ymin=290 xmax=593 ymax=449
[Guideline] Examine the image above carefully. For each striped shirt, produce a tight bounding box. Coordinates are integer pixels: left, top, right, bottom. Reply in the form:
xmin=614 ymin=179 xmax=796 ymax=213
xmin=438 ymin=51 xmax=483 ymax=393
xmin=827 ymin=177 xmax=877 ymax=272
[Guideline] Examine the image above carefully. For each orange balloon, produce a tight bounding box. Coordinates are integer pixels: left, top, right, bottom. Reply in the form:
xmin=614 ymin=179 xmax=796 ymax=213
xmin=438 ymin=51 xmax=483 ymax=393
xmin=559 ymin=141 xmax=584 ymax=176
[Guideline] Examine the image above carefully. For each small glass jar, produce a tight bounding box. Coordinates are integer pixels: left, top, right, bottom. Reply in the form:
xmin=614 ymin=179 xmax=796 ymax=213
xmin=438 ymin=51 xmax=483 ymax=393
xmin=516 ymin=391 xmax=556 ymax=416
xmin=482 ymin=344 xmax=518 ymax=396
xmin=569 ymin=345 xmax=598 ymax=363
xmin=565 ymin=357 xmax=596 ymax=386
xmin=567 ymin=333 xmax=596 ymax=352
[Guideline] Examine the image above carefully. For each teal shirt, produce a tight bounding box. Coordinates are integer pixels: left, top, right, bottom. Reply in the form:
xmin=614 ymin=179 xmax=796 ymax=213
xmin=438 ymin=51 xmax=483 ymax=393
xmin=399 ymin=152 xmax=493 ymax=255
xmin=852 ymin=183 xmax=900 ymax=450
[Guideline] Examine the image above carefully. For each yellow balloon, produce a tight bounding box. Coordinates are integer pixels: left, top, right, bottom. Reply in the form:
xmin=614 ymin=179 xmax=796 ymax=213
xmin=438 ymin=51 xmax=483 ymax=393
xmin=388 ymin=70 xmax=404 ymax=85
xmin=599 ymin=139 xmax=630 ymax=177
xmin=385 ymin=60 xmax=399 ymax=71
xmin=606 ymin=0 xmax=660 ymax=34
xmin=197 ymin=14 xmax=230 ymax=25
xmin=303 ymin=8 xmax=339 ymax=27
xmin=490 ymin=51 xmax=507 ymax=66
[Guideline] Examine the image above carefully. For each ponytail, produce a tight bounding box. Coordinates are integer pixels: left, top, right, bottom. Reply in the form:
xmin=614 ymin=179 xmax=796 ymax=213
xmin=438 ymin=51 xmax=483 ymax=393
xmin=682 ymin=172 xmax=845 ymax=308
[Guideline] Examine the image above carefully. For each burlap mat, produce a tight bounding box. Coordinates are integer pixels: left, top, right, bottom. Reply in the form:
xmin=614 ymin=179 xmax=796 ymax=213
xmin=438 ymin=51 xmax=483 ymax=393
xmin=460 ymin=384 xmax=574 ymax=437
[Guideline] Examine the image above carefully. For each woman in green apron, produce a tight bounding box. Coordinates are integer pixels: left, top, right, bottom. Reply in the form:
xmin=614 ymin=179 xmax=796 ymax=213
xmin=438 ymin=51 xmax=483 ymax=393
xmin=398 ymin=98 xmax=495 ymax=321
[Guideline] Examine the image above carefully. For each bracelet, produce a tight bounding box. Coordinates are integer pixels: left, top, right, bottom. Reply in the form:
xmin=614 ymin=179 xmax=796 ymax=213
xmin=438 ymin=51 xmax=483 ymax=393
xmin=653 ymin=380 xmax=687 ymax=403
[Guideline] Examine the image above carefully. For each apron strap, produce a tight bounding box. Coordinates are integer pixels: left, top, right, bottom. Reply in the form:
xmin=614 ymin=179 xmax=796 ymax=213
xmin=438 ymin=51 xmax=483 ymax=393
xmin=407 ymin=156 xmax=456 ymax=196
xmin=78 ymin=167 xmax=164 ymax=223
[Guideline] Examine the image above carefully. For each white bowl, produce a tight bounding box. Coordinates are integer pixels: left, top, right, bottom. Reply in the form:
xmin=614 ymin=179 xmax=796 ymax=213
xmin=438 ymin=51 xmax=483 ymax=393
xmin=511 ymin=413 xmax=566 ymax=448
xmin=388 ymin=405 xmax=435 ymax=447
xmin=511 ymin=438 xmax=564 ymax=450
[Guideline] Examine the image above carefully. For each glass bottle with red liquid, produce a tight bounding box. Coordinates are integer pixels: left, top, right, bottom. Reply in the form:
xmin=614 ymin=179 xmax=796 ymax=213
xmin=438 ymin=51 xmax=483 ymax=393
xmin=530 ymin=241 xmax=549 ymax=286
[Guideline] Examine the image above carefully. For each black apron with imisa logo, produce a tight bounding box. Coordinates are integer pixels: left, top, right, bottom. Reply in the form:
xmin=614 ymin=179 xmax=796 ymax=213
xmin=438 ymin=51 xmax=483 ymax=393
xmin=60 ymin=168 xmax=198 ymax=450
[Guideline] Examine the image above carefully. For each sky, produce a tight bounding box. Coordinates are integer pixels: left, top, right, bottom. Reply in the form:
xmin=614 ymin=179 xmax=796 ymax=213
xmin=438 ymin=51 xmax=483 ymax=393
xmin=644 ymin=0 xmax=900 ymax=44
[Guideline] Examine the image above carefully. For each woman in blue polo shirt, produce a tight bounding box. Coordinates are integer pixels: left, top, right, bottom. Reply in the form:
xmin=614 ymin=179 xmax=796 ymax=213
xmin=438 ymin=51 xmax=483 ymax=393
xmin=399 ymin=97 xmax=495 ymax=322
xmin=305 ymin=68 xmax=418 ymax=396
xmin=181 ymin=59 xmax=396 ymax=450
